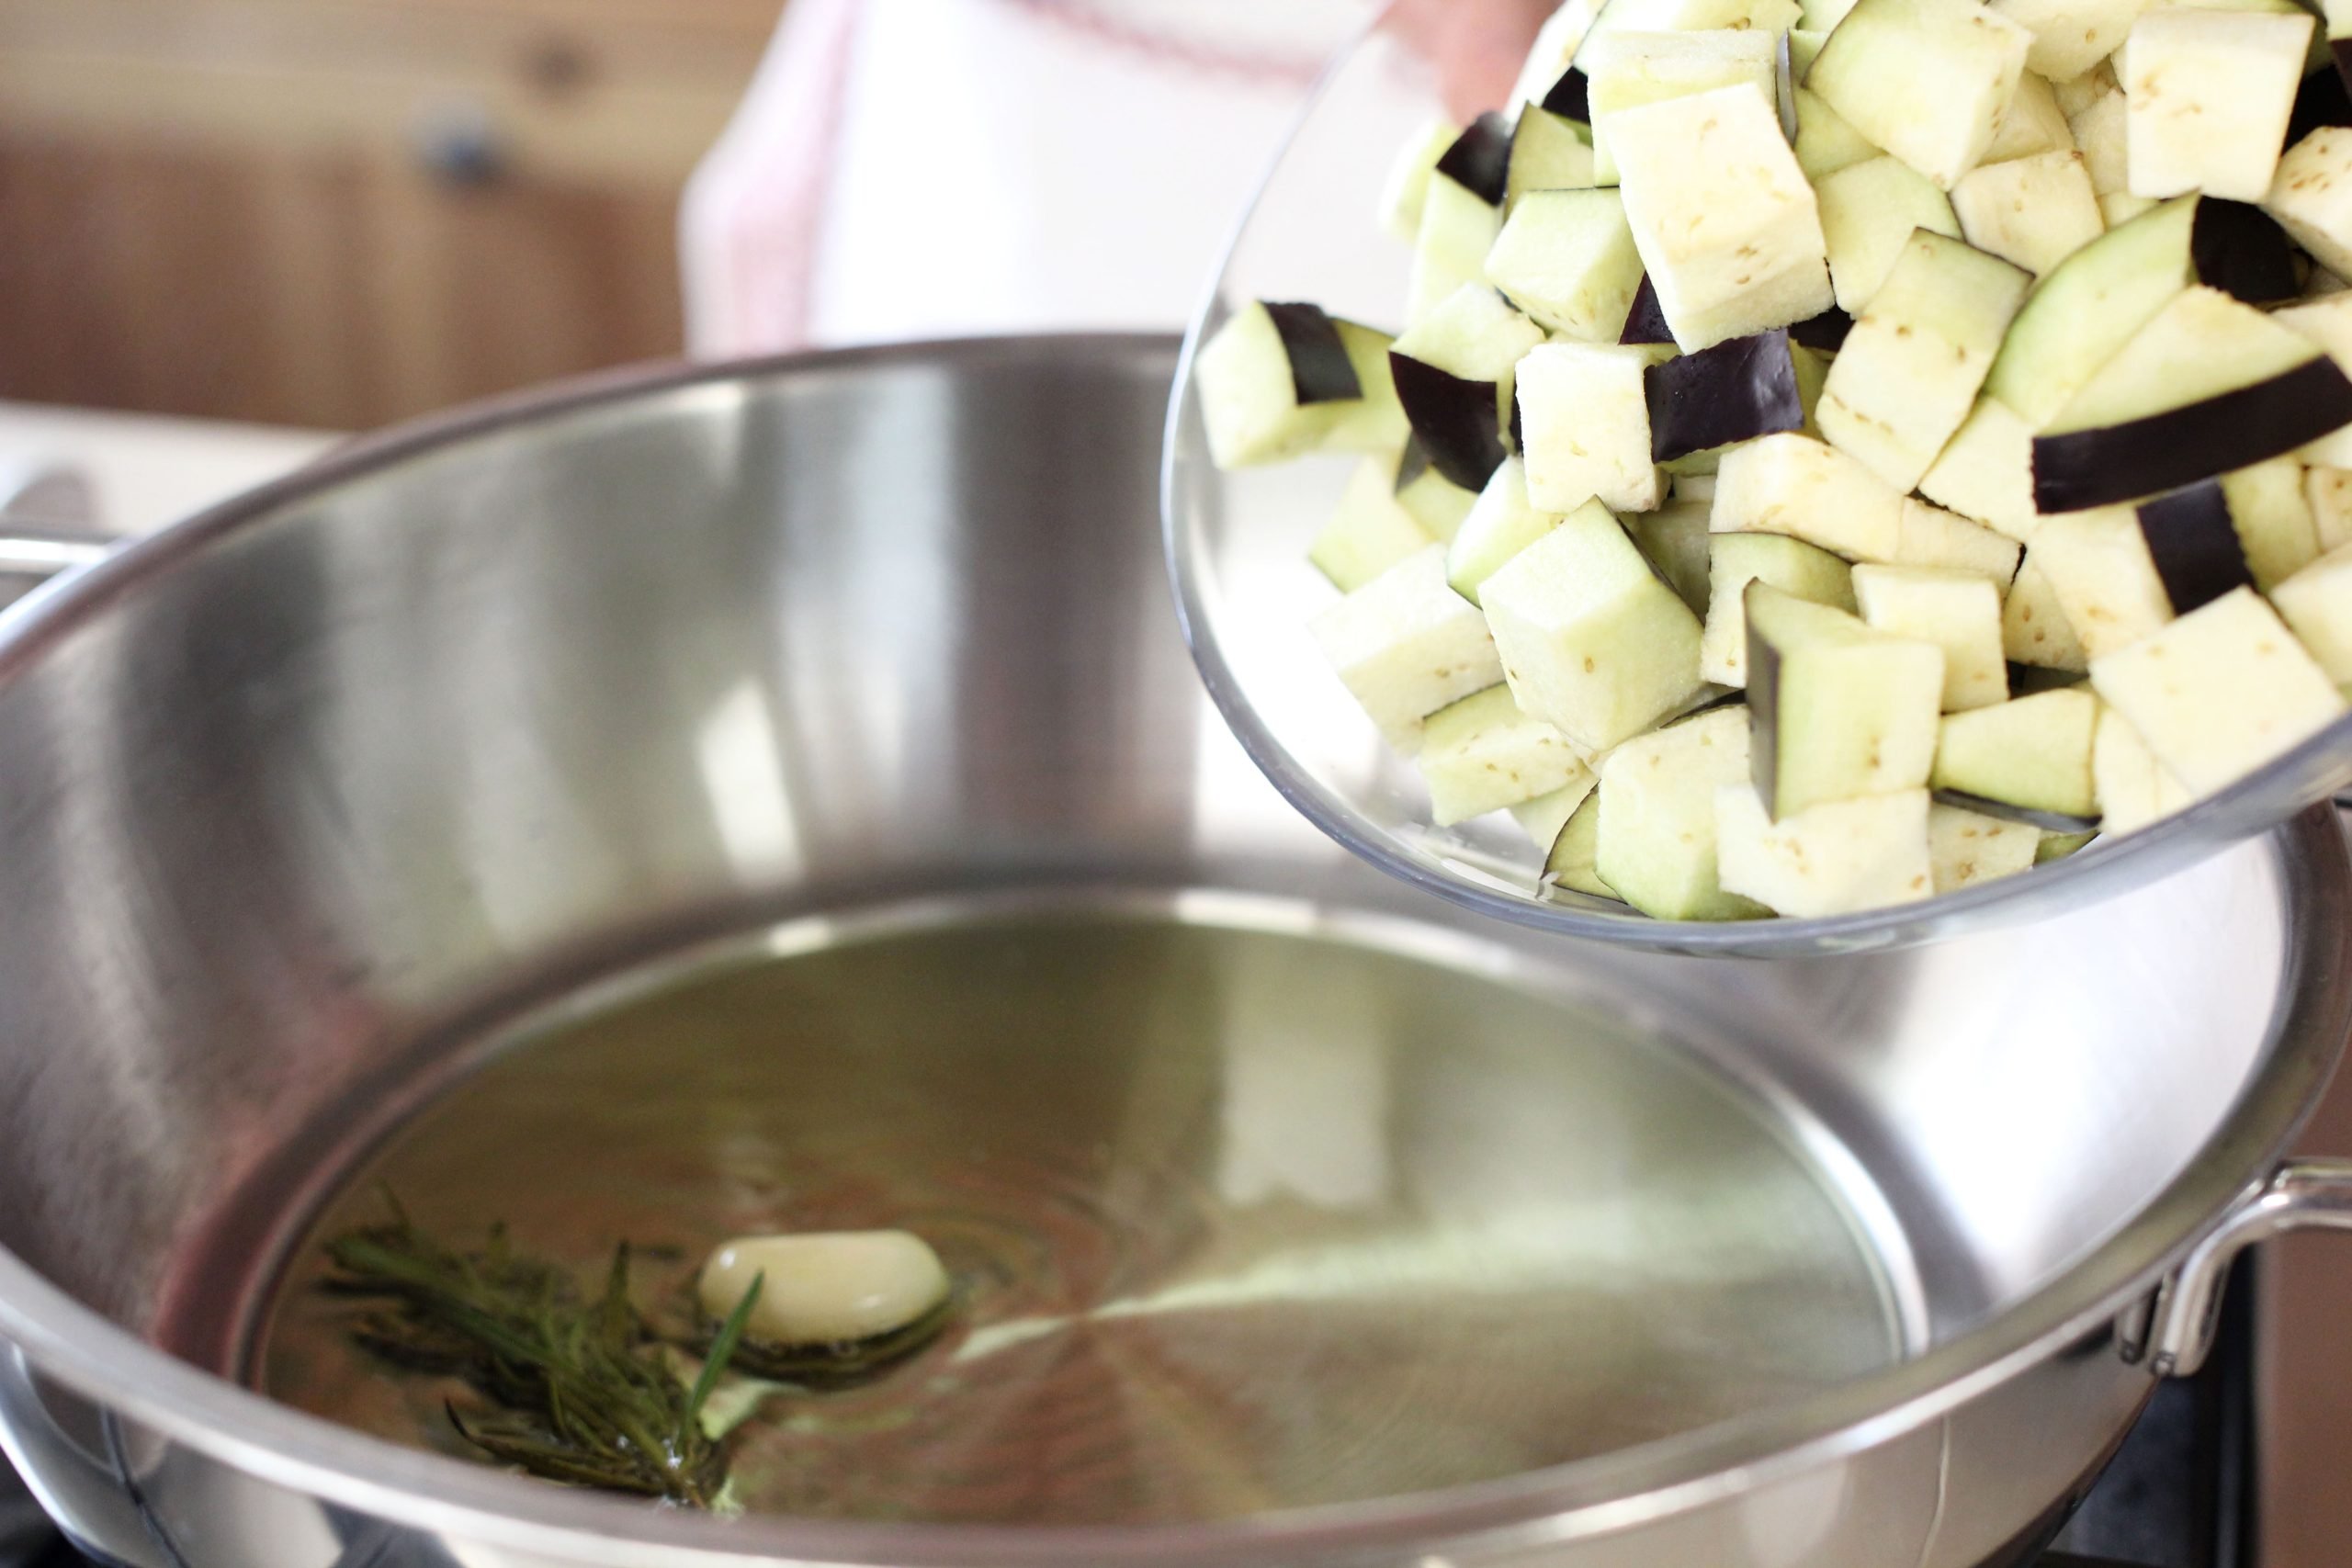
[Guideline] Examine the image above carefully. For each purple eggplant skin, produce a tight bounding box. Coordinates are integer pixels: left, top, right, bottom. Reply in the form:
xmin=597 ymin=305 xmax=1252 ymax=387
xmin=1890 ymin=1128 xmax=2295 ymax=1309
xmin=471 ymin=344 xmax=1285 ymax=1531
xmin=1745 ymin=583 xmax=1789 ymax=821
xmin=2136 ymin=479 xmax=2256 ymax=615
xmin=1621 ymin=276 xmax=1677 ymax=345
xmin=1789 ymin=307 xmax=1853 ymax=354
xmin=1542 ymin=67 xmax=1591 ymax=122
xmin=1395 ymin=435 xmax=1432 ymax=494
xmin=2294 ymin=58 xmax=2352 ymax=152
xmin=2192 ymin=200 xmax=2299 ymax=306
xmin=1930 ymin=788 xmax=2102 ymax=835
xmin=1261 ymin=303 xmax=1363 ymax=406
xmin=2008 ymin=662 xmax=2088 ymax=695
xmin=1645 ymin=330 xmax=1805 ymax=463
xmin=1391 ymin=354 xmax=1509 ymax=491
xmin=2030 ymin=357 xmax=2352 ymax=512
xmin=1436 ymin=113 xmax=1515 ymax=209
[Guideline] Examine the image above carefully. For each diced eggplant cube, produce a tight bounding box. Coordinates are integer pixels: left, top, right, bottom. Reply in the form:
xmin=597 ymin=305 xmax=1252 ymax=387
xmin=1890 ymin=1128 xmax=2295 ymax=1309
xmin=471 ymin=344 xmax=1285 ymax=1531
xmin=1855 ymin=563 xmax=2010 ymax=710
xmin=1583 ymin=28 xmax=1779 ymax=184
xmin=1586 ymin=0 xmax=1804 ymax=43
xmin=1196 ymin=303 xmax=1404 ymax=468
xmin=1415 ymin=685 xmax=1595 ymax=825
xmin=1746 ymin=582 xmax=1947 ymax=818
xmin=1951 ymin=151 xmax=2106 ymax=276
xmin=2027 ymin=505 xmax=2174 ymax=656
xmin=1794 ymin=87 xmax=1880 ymax=183
xmin=1449 ymin=458 xmax=1571 ymax=604
xmin=1486 ymin=188 xmax=1644 ymax=341
xmin=1391 ymin=286 xmax=1546 ymax=491
xmin=1815 ymin=156 xmax=1964 ymax=312
xmin=1895 ymin=497 xmax=2025 ymax=585
xmin=2267 ymin=540 xmax=2352 ymax=685
xmin=2134 ymin=479 xmax=2256 ymax=614
xmin=1788 ymin=25 xmax=1833 ymax=73
xmin=1309 ymin=545 xmax=1506 ymax=746
xmin=1819 ymin=230 xmax=2030 ymax=492
xmin=1920 ymin=396 xmax=2043 ymax=540
xmin=1991 ymin=0 xmax=2151 ymax=86
xmin=1511 ymin=772 xmax=1600 ymax=852
xmin=2032 ymin=286 xmax=2352 ymax=511
xmin=1808 ymin=0 xmax=2031 ymax=189
xmin=2270 ymin=293 xmax=2352 ymax=465
xmin=2092 ymin=701 xmax=2191 ymax=834
xmin=1610 ymin=85 xmax=1835 ymax=352
xmin=1701 ymin=534 xmax=1858 ymax=685
xmin=1482 ymin=502 xmax=1705 ymax=750
xmin=1628 ymin=498 xmax=1718 ymax=615
xmin=2053 ymin=62 xmax=2119 ymax=122
xmin=1984 ymin=72 xmax=2076 ymax=163
xmin=1396 ymin=440 xmax=1482 ymax=542
xmin=1930 ymin=686 xmax=2100 ymax=821
xmin=2036 ymin=827 xmax=2098 ymax=863
xmin=2002 ymin=553 xmax=2092 ymax=671
xmin=1382 ymin=120 xmax=1461 ymax=242
xmin=1596 ymin=707 xmax=1770 ymax=920
xmin=1313 ymin=456 xmax=1441 ymax=592
xmin=1510 ymin=0 xmax=1602 ymax=113
xmin=1713 ymin=433 xmax=1907 ymax=562
xmin=1928 ymin=801 xmax=2042 ymax=893
xmin=2218 ymin=457 xmax=2322 ymax=590
xmin=2266 ymin=128 xmax=2352 ymax=279
xmin=2190 ymin=198 xmax=2300 ymax=305
xmin=2072 ymin=86 xmax=2132 ymax=197
xmin=1788 ymin=306 xmax=1855 ymax=354
xmin=1516 ymin=342 xmax=1666 ymax=513
xmin=1410 ymin=177 xmax=1506 ymax=322
xmin=1620 ymin=276 xmax=1676 ymax=346
xmin=1506 ymin=107 xmax=1600 ymax=213
xmin=1984 ymin=196 xmax=2196 ymax=428
xmin=1645 ymin=330 xmax=1806 ymax=463
xmin=2312 ymin=465 xmax=2352 ymax=550
xmin=1716 ymin=784 xmax=1935 ymax=915
xmin=1544 ymin=786 xmax=1620 ymax=899
xmin=2122 ymin=9 xmax=2312 ymax=201
xmin=1436 ymin=113 xmax=1516 ymax=209
xmin=2088 ymin=585 xmax=2347 ymax=795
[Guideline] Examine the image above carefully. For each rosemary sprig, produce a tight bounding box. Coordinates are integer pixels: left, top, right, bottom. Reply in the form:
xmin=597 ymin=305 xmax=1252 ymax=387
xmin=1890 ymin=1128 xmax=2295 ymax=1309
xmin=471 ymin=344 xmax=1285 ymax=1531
xmin=322 ymin=1210 xmax=762 ymax=1507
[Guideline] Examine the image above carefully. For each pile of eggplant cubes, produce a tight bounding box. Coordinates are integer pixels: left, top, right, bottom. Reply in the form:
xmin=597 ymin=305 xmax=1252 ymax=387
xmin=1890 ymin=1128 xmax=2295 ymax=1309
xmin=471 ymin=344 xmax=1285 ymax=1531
xmin=1199 ymin=0 xmax=2352 ymax=921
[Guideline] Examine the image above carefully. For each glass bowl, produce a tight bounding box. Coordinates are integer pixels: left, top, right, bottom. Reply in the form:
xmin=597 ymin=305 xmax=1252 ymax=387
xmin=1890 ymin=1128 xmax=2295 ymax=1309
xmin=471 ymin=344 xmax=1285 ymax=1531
xmin=1160 ymin=23 xmax=2352 ymax=957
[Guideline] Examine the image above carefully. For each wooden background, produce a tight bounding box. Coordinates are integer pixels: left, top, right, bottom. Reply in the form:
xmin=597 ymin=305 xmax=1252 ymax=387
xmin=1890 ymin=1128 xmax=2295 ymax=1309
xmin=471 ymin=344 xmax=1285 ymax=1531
xmin=0 ymin=0 xmax=782 ymax=429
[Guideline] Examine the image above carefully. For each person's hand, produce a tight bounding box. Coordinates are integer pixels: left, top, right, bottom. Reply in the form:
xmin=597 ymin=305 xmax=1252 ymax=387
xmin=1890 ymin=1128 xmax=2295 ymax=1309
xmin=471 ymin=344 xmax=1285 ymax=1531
xmin=1383 ymin=0 xmax=1560 ymax=122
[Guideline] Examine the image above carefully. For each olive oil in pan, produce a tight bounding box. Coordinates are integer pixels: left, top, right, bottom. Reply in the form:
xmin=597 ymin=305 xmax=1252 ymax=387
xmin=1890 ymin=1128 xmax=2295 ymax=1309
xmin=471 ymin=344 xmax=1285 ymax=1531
xmin=258 ymin=908 xmax=1906 ymax=1525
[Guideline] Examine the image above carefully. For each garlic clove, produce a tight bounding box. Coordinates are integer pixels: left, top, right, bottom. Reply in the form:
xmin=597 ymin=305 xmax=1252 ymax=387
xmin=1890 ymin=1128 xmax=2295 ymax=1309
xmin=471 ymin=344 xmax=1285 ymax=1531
xmin=698 ymin=1230 xmax=950 ymax=1347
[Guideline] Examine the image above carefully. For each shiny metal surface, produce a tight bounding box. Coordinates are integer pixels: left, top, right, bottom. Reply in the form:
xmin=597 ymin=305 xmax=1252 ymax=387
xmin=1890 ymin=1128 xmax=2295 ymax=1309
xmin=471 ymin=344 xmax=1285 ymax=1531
xmin=1162 ymin=28 xmax=2352 ymax=958
xmin=2137 ymin=1157 xmax=2352 ymax=1377
xmin=0 ymin=337 xmax=2343 ymax=1568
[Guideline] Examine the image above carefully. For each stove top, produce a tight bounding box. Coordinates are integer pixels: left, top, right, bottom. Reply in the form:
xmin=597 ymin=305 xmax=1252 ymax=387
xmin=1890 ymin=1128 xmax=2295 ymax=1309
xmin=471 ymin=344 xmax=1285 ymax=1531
xmin=3 ymin=1261 xmax=2264 ymax=1568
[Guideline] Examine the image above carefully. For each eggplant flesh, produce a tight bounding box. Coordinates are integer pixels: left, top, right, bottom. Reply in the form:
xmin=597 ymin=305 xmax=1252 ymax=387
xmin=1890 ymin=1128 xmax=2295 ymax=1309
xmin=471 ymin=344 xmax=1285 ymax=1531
xmin=1262 ymin=302 xmax=1363 ymax=406
xmin=2031 ymin=359 xmax=2352 ymax=512
xmin=1645 ymin=330 xmax=1805 ymax=463
xmin=1392 ymin=355 xmax=1509 ymax=491
xmin=2136 ymin=479 xmax=2256 ymax=615
xmin=1930 ymin=787 xmax=2101 ymax=835
xmin=2192 ymin=200 xmax=2300 ymax=307
xmin=1621 ymin=276 xmax=1677 ymax=345
xmin=1436 ymin=113 xmax=1515 ymax=209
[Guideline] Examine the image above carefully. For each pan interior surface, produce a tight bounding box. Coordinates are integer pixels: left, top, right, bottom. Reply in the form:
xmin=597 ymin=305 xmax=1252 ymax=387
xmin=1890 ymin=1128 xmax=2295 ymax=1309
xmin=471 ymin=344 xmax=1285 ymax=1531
xmin=252 ymin=898 xmax=1912 ymax=1527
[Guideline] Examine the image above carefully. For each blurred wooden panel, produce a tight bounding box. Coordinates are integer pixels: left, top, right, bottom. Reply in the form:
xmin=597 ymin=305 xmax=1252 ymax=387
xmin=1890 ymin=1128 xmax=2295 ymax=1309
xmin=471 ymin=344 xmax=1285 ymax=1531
xmin=0 ymin=0 xmax=779 ymax=427
xmin=2259 ymin=1043 xmax=2352 ymax=1568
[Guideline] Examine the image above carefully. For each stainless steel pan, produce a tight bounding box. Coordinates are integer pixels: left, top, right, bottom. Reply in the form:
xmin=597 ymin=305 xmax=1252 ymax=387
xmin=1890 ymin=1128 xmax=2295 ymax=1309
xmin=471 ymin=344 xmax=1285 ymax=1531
xmin=0 ymin=336 xmax=2347 ymax=1568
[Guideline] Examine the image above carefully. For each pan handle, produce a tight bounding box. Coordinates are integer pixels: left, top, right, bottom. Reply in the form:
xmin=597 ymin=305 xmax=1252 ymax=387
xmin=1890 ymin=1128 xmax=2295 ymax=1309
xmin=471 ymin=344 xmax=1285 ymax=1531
xmin=0 ymin=1345 xmax=172 ymax=1566
xmin=2132 ymin=1158 xmax=2352 ymax=1378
